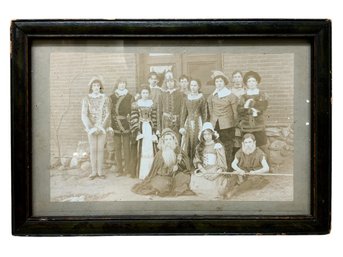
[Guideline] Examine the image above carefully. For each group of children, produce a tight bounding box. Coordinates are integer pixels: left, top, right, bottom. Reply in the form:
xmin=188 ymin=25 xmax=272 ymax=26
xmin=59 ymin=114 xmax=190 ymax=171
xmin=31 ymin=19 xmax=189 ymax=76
xmin=81 ymin=69 xmax=270 ymax=198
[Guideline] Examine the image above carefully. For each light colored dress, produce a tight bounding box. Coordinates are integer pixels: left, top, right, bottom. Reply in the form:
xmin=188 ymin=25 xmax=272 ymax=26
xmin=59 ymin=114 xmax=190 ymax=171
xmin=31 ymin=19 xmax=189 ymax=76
xmin=190 ymin=141 xmax=228 ymax=198
xmin=130 ymin=99 xmax=157 ymax=179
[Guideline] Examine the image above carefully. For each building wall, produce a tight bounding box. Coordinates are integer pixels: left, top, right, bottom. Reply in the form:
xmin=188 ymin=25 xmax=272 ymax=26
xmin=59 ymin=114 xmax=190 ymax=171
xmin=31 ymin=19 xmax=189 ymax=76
xmin=50 ymin=53 xmax=137 ymax=161
xmin=50 ymin=52 xmax=293 ymax=161
xmin=223 ymin=53 xmax=294 ymax=127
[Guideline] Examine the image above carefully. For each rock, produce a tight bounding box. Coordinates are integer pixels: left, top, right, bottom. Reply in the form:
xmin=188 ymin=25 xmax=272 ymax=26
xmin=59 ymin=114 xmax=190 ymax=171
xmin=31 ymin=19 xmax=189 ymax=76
xmin=286 ymin=138 xmax=294 ymax=146
xmin=265 ymin=127 xmax=282 ymax=137
xmin=58 ymin=166 xmax=67 ymax=171
xmin=61 ymin=156 xmax=71 ymax=167
xmin=50 ymin=158 xmax=61 ymax=169
xmin=280 ymin=146 xmax=292 ymax=157
xmin=269 ymin=140 xmax=287 ymax=151
xmin=269 ymin=150 xmax=285 ymax=165
xmin=81 ymin=161 xmax=91 ymax=171
xmin=281 ymin=127 xmax=291 ymax=138
xmin=70 ymin=157 xmax=79 ymax=169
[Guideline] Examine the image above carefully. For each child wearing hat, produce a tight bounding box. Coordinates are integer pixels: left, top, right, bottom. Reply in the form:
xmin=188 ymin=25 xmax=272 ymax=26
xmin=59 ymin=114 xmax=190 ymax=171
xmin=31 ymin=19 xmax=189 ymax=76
xmin=207 ymin=71 xmax=239 ymax=169
xmin=238 ymin=71 xmax=269 ymax=156
xmin=81 ymin=76 xmax=111 ymax=180
xmin=190 ymin=122 xmax=229 ymax=199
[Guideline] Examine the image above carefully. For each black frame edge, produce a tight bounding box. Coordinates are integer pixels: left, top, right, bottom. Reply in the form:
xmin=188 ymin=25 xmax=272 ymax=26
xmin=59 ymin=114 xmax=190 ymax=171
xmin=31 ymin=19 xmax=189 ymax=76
xmin=11 ymin=19 xmax=332 ymax=236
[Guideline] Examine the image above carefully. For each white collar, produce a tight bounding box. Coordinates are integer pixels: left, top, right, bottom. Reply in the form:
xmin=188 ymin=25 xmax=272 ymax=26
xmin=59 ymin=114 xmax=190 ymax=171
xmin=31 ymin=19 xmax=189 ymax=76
xmin=88 ymin=93 xmax=104 ymax=99
xmin=187 ymin=93 xmax=203 ymax=100
xmin=212 ymin=87 xmax=231 ymax=98
xmin=246 ymin=88 xmax=260 ymax=96
xmin=137 ymin=99 xmax=153 ymax=107
xmin=166 ymin=88 xmax=177 ymax=94
xmin=149 ymin=84 xmax=160 ymax=89
xmin=115 ymin=88 xmax=128 ymax=97
xmin=204 ymin=140 xmax=215 ymax=146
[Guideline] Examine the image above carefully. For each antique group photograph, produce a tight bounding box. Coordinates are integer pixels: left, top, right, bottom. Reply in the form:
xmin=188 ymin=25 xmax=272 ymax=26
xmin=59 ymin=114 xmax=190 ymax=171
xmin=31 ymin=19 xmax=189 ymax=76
xmin=48 ymin=48 xmax=295 ymax=203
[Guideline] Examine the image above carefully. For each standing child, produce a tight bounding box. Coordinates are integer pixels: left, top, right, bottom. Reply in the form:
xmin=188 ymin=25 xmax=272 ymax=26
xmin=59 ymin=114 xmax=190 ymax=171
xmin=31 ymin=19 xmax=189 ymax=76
xmin=230 ymin=70 xmax=246 ymax=156
xmin=130 ymin=86 xmax=159 ymax=179
xmin=179 ymin=79 xmax=207 ymax=161
xmin=109 ymin=78 xmax=134 ymax=177
xmin=207 ymin=70 xmax=239 ymax=169
xmin=178 ymin=74 xmax=190 ymax=96
xmin=231 ymin=70 xmax=246 ymax=98
xmin=147 ymin=71 xmax=163 ymax=135
xmin=238 ymin=71 xmax=269 ymax=156
xmin=190 ymin=122 xmax=228 ymax=199
xmin=161 ymin=78 xmax=184 ymax=138
xmin=81 ymin=76 xmax=110 ymax=180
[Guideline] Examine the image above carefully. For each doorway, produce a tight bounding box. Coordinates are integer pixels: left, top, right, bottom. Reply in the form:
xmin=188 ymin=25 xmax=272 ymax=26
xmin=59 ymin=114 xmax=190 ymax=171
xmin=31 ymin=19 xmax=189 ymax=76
xmin=138 ymin=53 xmax=222 ymax=97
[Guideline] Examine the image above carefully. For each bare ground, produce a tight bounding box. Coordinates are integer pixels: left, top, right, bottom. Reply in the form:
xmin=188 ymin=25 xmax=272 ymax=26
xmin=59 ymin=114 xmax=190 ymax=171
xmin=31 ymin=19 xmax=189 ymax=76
xmin=50 ymin=157 xmax=293 ymax=202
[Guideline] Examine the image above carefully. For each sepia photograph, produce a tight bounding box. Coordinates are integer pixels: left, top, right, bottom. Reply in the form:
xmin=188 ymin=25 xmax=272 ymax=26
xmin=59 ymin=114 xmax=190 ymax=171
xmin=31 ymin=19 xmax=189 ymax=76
xmin=12 ymin=19 xmax=330 ymax=235
xmin=45 ymin=44 xmax=298 ymax=204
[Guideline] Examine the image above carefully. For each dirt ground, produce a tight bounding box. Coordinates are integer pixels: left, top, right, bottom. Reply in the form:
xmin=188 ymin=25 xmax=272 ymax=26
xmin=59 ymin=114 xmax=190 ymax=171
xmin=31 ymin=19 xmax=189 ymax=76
xmin=50 ymin=156 xmax=293 ymax=202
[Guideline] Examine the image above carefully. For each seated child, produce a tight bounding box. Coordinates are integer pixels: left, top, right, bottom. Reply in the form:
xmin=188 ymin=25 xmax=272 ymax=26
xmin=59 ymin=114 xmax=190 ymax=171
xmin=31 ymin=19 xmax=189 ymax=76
xmin=227 ymin=133 xmax=270 ymax=198
xmin=190 ymin=122 xmax=228 ymax=199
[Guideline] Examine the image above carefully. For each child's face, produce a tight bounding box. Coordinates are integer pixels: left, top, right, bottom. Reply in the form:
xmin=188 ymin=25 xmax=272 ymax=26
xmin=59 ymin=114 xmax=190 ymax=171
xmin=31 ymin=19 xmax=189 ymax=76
xmin=179 ymin=78 xmax=189 ymax=90
xmin=203 ymin=130 xmax=213 ymax=142
xmin=117 ymin=81 xmax=126 ymax=90
xmin=243 ymin=137 xmax=254 ymax=147
xmin=215 ymin=77 xmax=225 ymax=90
xmin=246 ymin=77 xmax=258 ymax=90
xmin=91 ymin=82 xmax=101 ymax=94
xmin=164 ymin=135 xmax=175 ymax=147
xmin=166 ymin=80 xmax=175 ymax=90
xmin=148 ymin=75 xmax=159 ymax=86
xmin=141 ymin=89 xmax=150 ymax=100
xmin=189 ymin=80 xmax=199 ymax=93
xmin=232 ymin=73 xmax=243 ymax=86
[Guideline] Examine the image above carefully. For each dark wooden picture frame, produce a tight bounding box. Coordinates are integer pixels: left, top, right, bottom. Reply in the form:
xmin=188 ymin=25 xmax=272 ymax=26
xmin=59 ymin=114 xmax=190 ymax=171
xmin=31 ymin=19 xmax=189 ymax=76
xmin=11 ymin=19 xmax=331 ymax=235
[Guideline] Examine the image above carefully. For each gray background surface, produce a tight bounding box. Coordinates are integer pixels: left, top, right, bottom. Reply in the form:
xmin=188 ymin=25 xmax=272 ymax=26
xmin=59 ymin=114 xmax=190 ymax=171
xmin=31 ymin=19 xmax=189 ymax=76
xmin=31 ymin=40 xmax=311 ymax=216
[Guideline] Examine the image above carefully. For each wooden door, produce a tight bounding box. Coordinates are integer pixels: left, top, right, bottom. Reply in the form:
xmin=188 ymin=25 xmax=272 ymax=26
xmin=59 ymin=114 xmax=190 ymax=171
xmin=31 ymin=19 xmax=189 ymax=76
xmin=138 ymin=53 xmax=222 ymax=96
xmin=182 ymin=54 xmax=222 ymax=97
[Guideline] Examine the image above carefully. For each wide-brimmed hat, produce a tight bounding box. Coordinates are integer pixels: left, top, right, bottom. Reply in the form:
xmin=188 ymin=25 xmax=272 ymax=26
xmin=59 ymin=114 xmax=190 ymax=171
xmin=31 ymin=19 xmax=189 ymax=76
xmin=243 ymin=71 xmax=261 ymax=84
xmin=211 ymin=70 xmax=229 ymax=85
xmin=198 ymin=122 xmax=219 ymax=141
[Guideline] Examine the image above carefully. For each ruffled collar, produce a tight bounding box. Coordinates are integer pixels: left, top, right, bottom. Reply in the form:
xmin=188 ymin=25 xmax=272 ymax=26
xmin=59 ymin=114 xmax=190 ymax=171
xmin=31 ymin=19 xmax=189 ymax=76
xmin=212 ymin=87 xmax=231 ymax=98
xmin=187 ymin=93 xmax=203 ymax=100
xmin=137 ymin=99 xmax=153 ymax=107
xmin=115 ymin=88 xmax=128 ymax=97
xmin=88 ymin=93 xmax=105 ymax=99
xmin=165 ymin=88 xmax=178 ymax=94
xmin=204 ymin=140 xmax=215 ymax=146
xmin=246 ymin=88 xmax=260 ymax=96
xmin=150 ymin=84 xmax=160 ymax=89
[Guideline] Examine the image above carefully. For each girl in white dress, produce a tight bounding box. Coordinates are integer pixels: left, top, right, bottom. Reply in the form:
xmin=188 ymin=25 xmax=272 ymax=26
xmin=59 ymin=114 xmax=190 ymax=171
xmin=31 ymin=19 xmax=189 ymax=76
xmin=130 ymin=86 xmax=159 ymax=179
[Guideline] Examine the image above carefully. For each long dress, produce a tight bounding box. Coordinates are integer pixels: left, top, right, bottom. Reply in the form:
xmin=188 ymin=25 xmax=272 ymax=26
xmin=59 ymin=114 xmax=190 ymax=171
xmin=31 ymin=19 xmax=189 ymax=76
xmin=132 ymin=148 xmax=194 ymax=197
xmin=130 ymin=99 xmax=158 ymax=179
xmin=180 ymin=93 xmax=208 ymax=161
xmin=190 ymin=141 xmax=228 ymax=199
